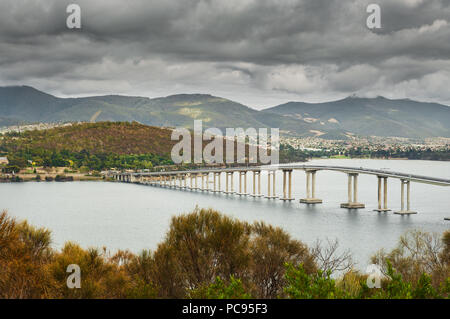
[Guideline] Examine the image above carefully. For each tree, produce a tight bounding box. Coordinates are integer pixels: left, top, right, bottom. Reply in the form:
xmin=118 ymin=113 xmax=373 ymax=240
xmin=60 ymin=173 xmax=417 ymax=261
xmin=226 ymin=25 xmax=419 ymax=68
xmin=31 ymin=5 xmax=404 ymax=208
xmin=284 ymin=263 xmax=341 ymax=299
xmin=371 ymin=230 xmax=448 ymax=289
xmin=189 ymin=276 xmax=252 ymax=299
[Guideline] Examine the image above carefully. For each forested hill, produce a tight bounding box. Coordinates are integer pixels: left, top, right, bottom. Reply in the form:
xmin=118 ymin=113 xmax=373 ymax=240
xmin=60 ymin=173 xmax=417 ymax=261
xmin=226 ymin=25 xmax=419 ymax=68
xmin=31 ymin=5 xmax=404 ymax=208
xmin=1 ymin=122 xmax=175 ymax=155
xmin=0 ymin=122 xmax=176 ymax=170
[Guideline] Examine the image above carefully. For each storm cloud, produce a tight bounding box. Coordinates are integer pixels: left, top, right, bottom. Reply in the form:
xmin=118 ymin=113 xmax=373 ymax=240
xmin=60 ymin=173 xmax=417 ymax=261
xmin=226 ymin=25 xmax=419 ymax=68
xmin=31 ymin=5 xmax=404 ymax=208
xmin=0 ymin=0 xmax=449 ymax=108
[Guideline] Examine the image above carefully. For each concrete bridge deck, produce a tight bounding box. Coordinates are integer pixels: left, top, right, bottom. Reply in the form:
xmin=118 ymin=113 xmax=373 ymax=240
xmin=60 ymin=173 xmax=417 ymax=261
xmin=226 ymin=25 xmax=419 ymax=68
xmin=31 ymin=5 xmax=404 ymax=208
xmin=126 ymin=164 xmax=450 ymax=186
xmin=111 ymin=164 xmax=450 ymax=216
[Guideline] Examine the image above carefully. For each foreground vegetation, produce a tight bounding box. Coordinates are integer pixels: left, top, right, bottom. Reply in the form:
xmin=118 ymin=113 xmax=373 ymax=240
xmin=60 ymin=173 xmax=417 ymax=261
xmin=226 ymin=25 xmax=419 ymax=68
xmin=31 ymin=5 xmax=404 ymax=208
xmin=0 ymin=208 xmax=448 ymax=299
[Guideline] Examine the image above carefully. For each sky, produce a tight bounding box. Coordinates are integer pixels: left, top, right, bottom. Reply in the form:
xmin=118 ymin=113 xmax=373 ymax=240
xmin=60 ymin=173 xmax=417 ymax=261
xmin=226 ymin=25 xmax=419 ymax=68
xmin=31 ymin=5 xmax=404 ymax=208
xmin=0 ymin=0 xmax=449 ymax=109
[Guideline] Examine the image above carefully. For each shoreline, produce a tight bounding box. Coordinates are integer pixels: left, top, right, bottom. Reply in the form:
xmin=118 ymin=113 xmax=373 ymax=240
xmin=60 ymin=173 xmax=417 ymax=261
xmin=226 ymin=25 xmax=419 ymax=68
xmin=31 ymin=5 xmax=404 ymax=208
xmin=2 ymin=158 xmax=450 ymax=183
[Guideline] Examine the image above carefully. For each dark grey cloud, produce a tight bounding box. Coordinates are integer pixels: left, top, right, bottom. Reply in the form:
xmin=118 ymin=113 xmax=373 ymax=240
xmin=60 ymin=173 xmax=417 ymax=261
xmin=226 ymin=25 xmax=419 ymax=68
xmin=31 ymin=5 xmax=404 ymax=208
xmin=0 ymin=0 xmax=449 ymax=107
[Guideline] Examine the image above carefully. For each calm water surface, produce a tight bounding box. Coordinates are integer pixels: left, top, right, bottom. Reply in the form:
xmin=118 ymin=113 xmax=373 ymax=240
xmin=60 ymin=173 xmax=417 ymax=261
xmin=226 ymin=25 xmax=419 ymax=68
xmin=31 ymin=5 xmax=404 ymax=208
xmin=1 ymin=159 xmax=449 ymax=269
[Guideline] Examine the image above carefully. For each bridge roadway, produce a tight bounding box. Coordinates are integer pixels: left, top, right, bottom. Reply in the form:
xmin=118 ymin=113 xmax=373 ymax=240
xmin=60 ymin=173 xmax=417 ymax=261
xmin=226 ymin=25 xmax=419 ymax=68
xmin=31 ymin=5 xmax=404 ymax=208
xmin=112 ymin=164 xmax=450 ymax=215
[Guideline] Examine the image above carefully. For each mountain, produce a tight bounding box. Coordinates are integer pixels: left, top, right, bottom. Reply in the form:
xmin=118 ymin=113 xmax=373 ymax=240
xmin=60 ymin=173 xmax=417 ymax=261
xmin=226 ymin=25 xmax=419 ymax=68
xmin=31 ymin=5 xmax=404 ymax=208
xmin=263 ymin=96 xmax=450 ymax=138
xmin=1 ymin=86 xmax=450 ymax=138
xmin=0 ymin=86 xmax=316 ymax=136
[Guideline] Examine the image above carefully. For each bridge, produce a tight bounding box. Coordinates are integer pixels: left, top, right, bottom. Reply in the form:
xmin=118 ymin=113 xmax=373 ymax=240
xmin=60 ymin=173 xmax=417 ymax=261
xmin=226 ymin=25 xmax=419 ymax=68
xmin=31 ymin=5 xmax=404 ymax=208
xmin=111 ymin=164 xmax=450 ymax=215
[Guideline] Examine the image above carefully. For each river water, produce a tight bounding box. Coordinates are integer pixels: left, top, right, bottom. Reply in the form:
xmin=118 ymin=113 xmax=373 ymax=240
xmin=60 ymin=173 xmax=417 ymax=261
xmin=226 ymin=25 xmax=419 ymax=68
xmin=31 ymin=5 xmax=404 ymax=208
xmin=1 ymin=159 xmax=449 ymax=270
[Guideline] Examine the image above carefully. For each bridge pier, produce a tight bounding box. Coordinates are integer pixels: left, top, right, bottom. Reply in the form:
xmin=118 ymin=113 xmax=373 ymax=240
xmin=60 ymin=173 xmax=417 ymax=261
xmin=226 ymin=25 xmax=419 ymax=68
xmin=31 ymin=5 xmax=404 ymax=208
xmin=224 ymin=172 xmax=235 ymax=194
xmin=217 ymin=172 xmax=221 ymax=193
xmin=237 ymin=171 xmax=248 ymax=195
xmin=374 ymin=176 xmax=390 ymax=212
xmin=250 ymin=171 xmax=263 ymax=197
xmin=213 ymin=172 xmax=221 ymax=193
xmin=178 ymin=175 xmax=182 ymax=189
xmin=265 ymin=170 xmax=278 ymax=199
xmin=394 ymin=179 xmax=417 ymax=215
xmin=280 ymin=169 xmax=295 ymax=201
xmin=224 ymin=172 xmax=229 ymax=194
xmin=187 ymin=174 xmax=192 ymax=190
xmin=205 ymin=173 xmax=210 ymax=192
xmin=341 ymin=173 xmax=365 ymax=209
xmin=193 ymin=173 xmax=198 ymax=190
xmin=300 ymin=170 xmax=322 ymax=204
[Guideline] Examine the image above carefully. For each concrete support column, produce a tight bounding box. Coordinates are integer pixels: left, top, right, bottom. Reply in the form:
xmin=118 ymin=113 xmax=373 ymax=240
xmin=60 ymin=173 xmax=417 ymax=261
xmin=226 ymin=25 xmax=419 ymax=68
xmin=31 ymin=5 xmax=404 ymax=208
xmin=395 ymin=180 xmax=417 ymax=215
xmin=244 ymin=172 xmax=247 ymax=195
xmin=384 ymin=178 xmax=388 ymax=210
xmin=230 ymin=172 xmax=234 ymax=193
xmin=258 ymin=171 xmax=261 ymax=196
xmin=288 ymin=171 xmax=292 ymax=199
xmin=253 ymin=171 xmax=256 ymax=196
xmin=377 ymin=177 xmax=382 ymax=209
xmin=306 ymin=172 xmax=311 ymax=198
xmin=218 ymin=172 xmax=221 ymax=193
xmin=225 ymin=172 xmax=229 ymax=193
xmin=312 ymin=171 xmax=316 ymax=198
xmin=340 ymin=173 xmax=364 ymax=209
xmin=348 ymin=174 xmax=352 ymax=203
xmin=238 ymin=172 xmax=242 ymax=195
xmin=407 ymin=181 xmax=411 ymax=211
xmin=272 ymin=171 xmax=276 ymax=198
xmin=353 ymin=174 xmax=358 ymax=203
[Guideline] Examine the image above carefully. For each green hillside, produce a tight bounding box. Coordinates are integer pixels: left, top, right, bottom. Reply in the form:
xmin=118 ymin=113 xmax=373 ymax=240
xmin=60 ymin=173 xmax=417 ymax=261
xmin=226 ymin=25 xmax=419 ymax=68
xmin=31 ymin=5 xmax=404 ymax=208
xmin=0 ymin=122 xmax=175 ymax=170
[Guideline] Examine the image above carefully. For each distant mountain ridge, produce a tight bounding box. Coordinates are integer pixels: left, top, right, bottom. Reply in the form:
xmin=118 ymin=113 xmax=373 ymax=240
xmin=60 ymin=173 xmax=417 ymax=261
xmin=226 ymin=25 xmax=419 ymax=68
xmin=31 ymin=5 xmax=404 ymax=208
xmin=1 ymin=85 xmax=449 ymax=138
xmin=264 ymin=96 xmax=450 ymax=138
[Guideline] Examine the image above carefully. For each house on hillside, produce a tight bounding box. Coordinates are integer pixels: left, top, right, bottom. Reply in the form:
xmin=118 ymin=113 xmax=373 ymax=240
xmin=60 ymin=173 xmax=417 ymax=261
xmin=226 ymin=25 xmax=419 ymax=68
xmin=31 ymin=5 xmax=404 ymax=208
xmin=0 ymin=157 xmax=9 ymax=165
